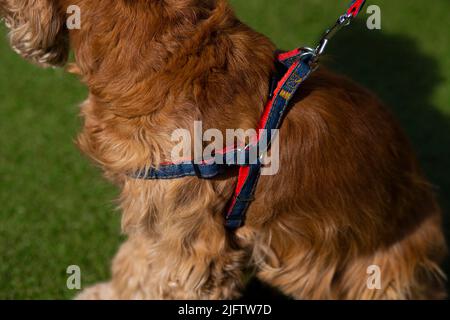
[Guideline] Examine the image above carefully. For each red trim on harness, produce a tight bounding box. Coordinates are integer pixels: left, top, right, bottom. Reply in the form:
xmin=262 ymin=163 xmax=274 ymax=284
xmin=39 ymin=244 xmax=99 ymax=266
xmin=226 ymin=165 xmax=251 ymax=215
xmin=277 ymin=48 xmax=302 ymax=62
xmin=226 ymin=54 xmax=301 ymax=218
xmin=347 ymin=0 xmax=365 ymax=17
xmin=258 ymin=60 xmax=300 ymax=132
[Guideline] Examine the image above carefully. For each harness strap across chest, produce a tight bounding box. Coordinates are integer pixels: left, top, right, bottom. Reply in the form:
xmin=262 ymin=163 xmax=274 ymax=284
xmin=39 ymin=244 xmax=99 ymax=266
xmin=132 ymin=0 xmax=367 ymax=230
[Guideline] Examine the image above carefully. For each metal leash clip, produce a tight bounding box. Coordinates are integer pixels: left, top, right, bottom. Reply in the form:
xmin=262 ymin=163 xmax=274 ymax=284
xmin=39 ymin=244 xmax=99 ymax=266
xmin=310 ymin=12 xmax=354 ymax=64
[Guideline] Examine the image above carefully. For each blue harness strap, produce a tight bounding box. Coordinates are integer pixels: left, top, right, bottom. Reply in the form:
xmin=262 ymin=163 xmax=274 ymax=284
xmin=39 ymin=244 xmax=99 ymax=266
xmin=132 ymin=0 xmax=366 ymax=230
xmin=224 ymin=51 xmax=317 ymax=228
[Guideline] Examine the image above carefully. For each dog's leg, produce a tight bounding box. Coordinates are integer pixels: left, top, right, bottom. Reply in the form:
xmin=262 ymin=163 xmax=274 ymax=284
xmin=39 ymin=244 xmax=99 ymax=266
xmin=252 ymin=214 xmax=446 ymax=300
xmin=331 ymin=214 xmax=447 ymax=300
xmin=76 ymin=176 xmax=247 ymax=300
xmin=77 ymin=231 xmax=246 ymax=300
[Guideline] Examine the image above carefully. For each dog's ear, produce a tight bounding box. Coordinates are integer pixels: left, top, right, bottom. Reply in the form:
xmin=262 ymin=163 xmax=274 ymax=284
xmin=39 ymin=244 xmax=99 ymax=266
xmin=1 ymin=0 xmax=68 ymax=67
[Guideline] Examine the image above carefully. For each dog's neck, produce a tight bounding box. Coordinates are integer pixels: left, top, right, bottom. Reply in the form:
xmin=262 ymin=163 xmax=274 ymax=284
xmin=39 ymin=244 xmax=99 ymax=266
xmin=68 ymin=0 xmax=275 ymax=236
xmin=73 ymin=0 xmax=275 ymax=181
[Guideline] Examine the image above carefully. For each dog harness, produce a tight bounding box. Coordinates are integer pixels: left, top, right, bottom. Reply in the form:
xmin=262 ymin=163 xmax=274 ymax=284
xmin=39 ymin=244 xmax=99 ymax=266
xmin=133 ymin=0 xmax=367 ymax=230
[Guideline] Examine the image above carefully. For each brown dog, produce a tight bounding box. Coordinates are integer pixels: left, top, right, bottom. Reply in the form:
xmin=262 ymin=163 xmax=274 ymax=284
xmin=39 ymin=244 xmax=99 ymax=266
xmin=1 ymin=0 xmax=447 ymax=299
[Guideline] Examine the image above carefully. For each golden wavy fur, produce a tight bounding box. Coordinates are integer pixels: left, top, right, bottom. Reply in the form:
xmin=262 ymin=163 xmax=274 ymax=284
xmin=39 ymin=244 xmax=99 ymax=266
xmin=1 ymin=0 xmax=447 ymax=299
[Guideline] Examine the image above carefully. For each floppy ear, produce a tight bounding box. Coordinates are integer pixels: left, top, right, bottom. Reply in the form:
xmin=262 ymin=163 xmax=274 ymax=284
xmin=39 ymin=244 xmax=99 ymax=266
xmin=1 ymin=0 xmax=68 ymax=67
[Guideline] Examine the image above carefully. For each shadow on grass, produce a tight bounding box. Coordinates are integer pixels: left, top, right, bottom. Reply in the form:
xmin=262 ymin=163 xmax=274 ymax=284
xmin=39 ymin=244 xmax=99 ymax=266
xmin=327 ymin=22 xmax=450 ymax=284
xmin=242 ymin=21 xmax=449 ymax=299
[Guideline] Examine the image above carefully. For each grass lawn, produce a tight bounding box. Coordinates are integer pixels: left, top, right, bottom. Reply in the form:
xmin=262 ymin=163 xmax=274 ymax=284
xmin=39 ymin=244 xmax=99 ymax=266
xmin=0 ymin=0 xmax=449 ymax=299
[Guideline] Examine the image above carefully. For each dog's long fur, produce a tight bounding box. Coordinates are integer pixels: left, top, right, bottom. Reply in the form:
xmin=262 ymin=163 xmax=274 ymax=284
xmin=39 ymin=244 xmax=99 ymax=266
xmin=1 ymin=0 xmax=447 ymax=299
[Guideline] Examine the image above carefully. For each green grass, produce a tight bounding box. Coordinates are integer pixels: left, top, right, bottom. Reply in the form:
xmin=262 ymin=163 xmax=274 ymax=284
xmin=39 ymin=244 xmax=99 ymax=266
xmin=0 ymin=0 xmax=449 ymax=299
